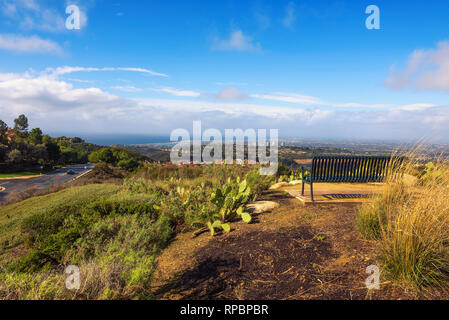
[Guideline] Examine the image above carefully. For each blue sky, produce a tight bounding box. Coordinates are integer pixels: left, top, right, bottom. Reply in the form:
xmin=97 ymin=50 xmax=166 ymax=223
xmin=0 ymin=0 xmax=448 ymax=142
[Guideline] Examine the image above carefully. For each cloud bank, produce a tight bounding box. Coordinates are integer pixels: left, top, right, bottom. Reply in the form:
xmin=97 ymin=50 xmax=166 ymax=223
xmin=0 ymin=33 xmax=63 ymax=54
xmin=386 ymin=41 xmax=449 ymax=92
xmin=0 ymin=68 xmax=448 ymax=141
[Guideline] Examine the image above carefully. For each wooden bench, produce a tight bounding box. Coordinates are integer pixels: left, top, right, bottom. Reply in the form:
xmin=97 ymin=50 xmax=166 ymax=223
xmin=300 ymin=155 xmax=393 ymax=201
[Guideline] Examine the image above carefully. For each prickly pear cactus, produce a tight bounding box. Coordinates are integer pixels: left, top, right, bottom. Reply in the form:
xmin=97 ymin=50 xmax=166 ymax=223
xmin=209 ymin=178 xmax=253 ymax=225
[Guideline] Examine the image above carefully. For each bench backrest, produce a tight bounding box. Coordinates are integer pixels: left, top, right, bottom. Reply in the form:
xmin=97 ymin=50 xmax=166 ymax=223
xmin=311 ymin=155 xmax=392 ymax=183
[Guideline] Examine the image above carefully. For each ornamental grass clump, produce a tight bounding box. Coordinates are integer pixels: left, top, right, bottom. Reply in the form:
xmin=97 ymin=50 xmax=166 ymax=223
xmin=357 ymin=151 xmax=449 ymax=289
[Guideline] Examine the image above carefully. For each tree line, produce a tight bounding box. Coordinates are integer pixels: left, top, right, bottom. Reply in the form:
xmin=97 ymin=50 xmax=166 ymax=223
xmin=0 ymin=114 xmax=97 ymax=172
xmin=0 ymin=114 xmax=149 ymax=172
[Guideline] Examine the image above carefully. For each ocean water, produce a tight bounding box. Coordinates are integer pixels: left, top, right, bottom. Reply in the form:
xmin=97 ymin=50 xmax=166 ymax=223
xmin=77 ymin=134 xmax=171 ymax=146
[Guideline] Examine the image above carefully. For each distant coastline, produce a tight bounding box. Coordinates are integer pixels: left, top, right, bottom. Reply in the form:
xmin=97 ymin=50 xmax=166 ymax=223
xmin=47 ymin=132 xmax=449 ymax=150
xmin=48 ymin=134 xmax=172 ymax=146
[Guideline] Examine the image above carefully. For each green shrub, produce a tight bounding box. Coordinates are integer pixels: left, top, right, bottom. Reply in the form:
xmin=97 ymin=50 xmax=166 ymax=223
xmin=117 ymin=159 xmax=140 ymax=171
xmin=245 ymin=168 xmax=275 ymax=196
xmin=84 ymin=199 xmax=158 ymax=218
xmin=89 ymin=147 xmax=146 ymax=168
xmin=418 ymin=162 xmax=444 ymax=185
xmin=14 ymin=196 xmax=163 ymax=273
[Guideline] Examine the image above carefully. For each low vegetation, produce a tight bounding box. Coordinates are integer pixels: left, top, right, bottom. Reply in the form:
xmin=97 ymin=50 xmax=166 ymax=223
xmin=0 ymin=164 xmax=273 ymax=299
xmin=88 ymin=147 xmax=148 ymax=171
xmin=3 ymin=141 xmax=449 ymax=299
xmin=357 ymin=153 xmax=449 ymax=290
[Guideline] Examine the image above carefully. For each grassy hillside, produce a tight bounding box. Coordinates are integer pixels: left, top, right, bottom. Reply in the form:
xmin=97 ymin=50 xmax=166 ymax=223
xmin=0 ymin=164 xmax=273 ymax=299
xmin=0 ymin=184 xmax=120 ymax=265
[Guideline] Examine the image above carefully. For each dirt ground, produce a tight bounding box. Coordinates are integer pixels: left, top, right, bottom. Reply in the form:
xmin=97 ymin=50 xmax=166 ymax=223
xmin=152 ymin=189 xmax=434 ymax=300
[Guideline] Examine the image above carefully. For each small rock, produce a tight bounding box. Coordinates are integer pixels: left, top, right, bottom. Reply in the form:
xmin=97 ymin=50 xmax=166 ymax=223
xmin=246 ymin=201 xmax=280 ymax=214
xmin=269 ymin=182 xmax=288 ymax=189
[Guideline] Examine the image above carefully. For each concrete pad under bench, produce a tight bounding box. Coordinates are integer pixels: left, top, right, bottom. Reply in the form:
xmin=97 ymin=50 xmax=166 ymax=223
xmin=281 ymin=182 xmax=385 ymax=205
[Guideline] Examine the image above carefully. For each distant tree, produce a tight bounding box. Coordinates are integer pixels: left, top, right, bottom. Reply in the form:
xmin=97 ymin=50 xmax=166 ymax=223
xmin=13 ymin=114 xmax=29 ymax=138
xmin=0 ymin=144 xmax=8 ymax=162
xmin=7 ymin=149 xmax=23 ymax=164
xmin=22 ymin=143 xmax=48 ymax=164
xmin=89 ymin=148 xmax=115 ymax=164
xmin=60 ymin=147 xmax=79 ymax=164
xmin=71 ymin=137 xmax=84 ymax=143
xmin=42 ymin=135 xmax=53 ymax=145
xmin=45 ymin=141 xmax=61 ymax=163
xmin=116 ymin=149 xmax=132 ymax=161
xmin=0 ymin=120 xmax=7 ymax=134
xmin=117 ymin=158 xmax=139 ymax=171
xmin=11 ymin=142 xmax=43 ymax=164
xmin=28 ymin=128 xmax=43 ymax=145
xmin=0 ymin=120 xmax=7 ymax=144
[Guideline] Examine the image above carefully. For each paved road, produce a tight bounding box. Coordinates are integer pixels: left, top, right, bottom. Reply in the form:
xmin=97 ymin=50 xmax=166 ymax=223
xmin=0 ymin=164 xmax=94 ymax=204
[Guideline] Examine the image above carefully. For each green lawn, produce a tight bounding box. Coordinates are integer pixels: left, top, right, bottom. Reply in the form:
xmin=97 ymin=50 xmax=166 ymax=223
xmin=0 ymin=171 xmax=42 ymax=178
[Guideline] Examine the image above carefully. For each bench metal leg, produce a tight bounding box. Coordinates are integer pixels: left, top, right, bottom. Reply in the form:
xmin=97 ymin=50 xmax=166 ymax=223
xmin=310 ymin=182 xmax=314 ymax=202
xmin=301 ymin=167 xmax=305 ymax=196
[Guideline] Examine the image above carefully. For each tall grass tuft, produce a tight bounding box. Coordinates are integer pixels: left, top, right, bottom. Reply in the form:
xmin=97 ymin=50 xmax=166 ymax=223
xmin=357 ymin=149 xmax=449 ymax=289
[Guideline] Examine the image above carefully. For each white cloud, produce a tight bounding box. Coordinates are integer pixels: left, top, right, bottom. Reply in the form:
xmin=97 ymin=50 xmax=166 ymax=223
xmin=117 ymin=67 xmax=168 ymax=77
xmin=1 ymin=0 xmax=39 ymax=14
xmin=66 ymin=78 xmax=95 ymax=84
xmin=151 ymin=87 xmax=247 ymax=101
xmin=151 ymin=87 xmax=201 ymax=97
xmin=146 ymin=87 xmax=437 ymax=113
xmin=333 ymin=102 xmax=393 ymax=109
xmin=212 ymin=30 xmax=261 ymax=52
xmin=18 ymin=0 xmax=39 ymax=11
xmin=1 ymin=1 xmax=17 ymax=17
xmin=0 ymin=76 xmax=119 ymax=116
xmin=23 ymin=8 xmax=66 ymax=32
xmin=251 ymin=92 xmax=399 ymax=109
xmin=0 ymin=33 xmax=63 ymax=54
xmin=111 ymin=86 xmax=142 ymax=92
xmin=44 ymin=66 xmax=168 ymax=78
xmin=282 ymin=1 xmax=296 ymax=28
xmin=0 ymin=0 xmax=70 ymax=33
xmin=0 ymin=72 xmax=31 ymax=81
xmin=251 ymin=92 xmax=325 ymax=105
xmin=0 ymin=69 xmax=447 ymax=141
xmin=134 ymin=97 xmax=327 ymax=121
xmin=0 ymin=71 xmax=331 ymax=135
xmin=386 ymin=41 xmax=449 ymax=92
xmin=397 ymin=103 xmax=436 ymax=111
xmin=216 ymin=87 xmax=247 ymax=101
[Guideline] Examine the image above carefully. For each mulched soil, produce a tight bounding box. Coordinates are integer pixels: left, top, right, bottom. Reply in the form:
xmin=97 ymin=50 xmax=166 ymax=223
xmin=156 ymin=226 xmax=334 ymax=299
xmin=153 ymin=189 xmax=443 ymax=300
